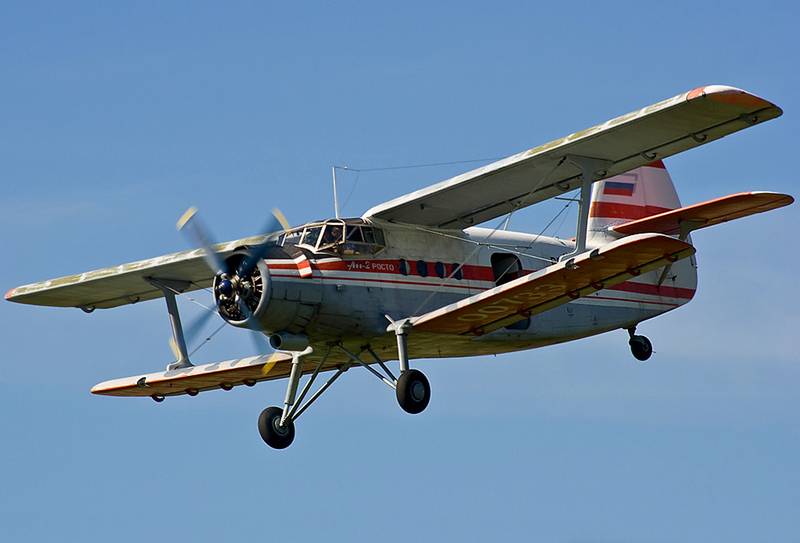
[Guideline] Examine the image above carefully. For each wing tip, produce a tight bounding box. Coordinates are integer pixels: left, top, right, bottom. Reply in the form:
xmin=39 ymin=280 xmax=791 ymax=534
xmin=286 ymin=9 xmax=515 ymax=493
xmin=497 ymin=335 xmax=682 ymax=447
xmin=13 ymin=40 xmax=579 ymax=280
xmin=686 ymin=84 xmax=782 ymax=114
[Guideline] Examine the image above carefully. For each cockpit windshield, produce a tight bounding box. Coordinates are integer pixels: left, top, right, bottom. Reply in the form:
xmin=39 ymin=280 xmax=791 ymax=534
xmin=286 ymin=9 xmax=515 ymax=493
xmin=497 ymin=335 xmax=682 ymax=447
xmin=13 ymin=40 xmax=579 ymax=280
xmin=280 ymin=219 xmax=385 ymax=255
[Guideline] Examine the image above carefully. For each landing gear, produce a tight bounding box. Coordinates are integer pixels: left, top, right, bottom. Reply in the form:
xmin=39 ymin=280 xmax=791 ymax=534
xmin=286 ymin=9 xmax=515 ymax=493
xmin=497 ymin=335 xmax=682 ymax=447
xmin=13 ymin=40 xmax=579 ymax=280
xmin=396 ymin=369 xmax=431 ymax=414
xmin=258 ymin=406 xmax=295 ymax=449
xmin=257 ymin=326 xmax=433 ymax=449
xmin=391 ymin=319 xmax=431 ymax=414
xmin=627 ymin=327 xmax=653 ymax=361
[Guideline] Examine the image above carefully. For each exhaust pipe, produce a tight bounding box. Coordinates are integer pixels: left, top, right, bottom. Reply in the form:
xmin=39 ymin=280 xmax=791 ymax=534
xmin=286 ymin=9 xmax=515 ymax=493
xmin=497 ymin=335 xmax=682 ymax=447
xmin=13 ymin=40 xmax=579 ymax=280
xmin=269 ymin=332 xmax=309 ymax=352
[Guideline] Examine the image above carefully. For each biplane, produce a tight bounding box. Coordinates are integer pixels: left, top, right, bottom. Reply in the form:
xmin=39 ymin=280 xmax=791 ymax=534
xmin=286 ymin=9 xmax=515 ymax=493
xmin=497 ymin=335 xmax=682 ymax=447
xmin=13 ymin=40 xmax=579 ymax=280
xmin=6 ymin=84 xmax=793 ymax=449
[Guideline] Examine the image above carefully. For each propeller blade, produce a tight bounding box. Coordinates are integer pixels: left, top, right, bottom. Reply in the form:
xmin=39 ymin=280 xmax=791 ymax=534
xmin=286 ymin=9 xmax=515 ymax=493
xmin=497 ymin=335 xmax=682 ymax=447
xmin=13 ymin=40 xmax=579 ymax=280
xmin=237 ymin=296 xmax=272 ymax=356
xmin=237 ymin=208 xmax=289 ymax=278
xmin=177 ymin=207 xmax=228 ymax=275
xmin=183 ymin=307 xmax=218 ymax=346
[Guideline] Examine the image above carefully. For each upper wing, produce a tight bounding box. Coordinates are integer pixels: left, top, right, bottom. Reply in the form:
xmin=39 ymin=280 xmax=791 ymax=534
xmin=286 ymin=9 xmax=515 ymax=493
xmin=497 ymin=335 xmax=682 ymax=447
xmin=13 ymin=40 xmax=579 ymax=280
xmin=411 ymin=233 xmax=694 ymax=335
xmin=4 ymin=234 xmax=269 ymax=309
xmin=610 ymin=192 xmax=794 ymax=236
xmin=364 ymin=85 xmax=782 ymax=229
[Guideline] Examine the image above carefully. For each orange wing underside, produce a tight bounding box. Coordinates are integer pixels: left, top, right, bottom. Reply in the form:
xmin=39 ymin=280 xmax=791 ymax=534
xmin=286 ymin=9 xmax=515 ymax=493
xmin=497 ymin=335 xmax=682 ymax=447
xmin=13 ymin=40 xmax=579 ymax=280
xmin=92 ymin=353 xmax=297 ymax=397
xmin=611 ymin=192 xmax=793 ymax=236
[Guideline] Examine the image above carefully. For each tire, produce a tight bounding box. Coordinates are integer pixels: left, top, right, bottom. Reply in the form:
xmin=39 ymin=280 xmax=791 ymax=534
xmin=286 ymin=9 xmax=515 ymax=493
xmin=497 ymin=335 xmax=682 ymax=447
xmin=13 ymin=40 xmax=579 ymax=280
xmin=629 ymin=335 xmax=653 ymax=362
xmin=257 ymin=406 xmax=295 ymax=449
xmin=396 ymin=369 xmax=431 ymax=414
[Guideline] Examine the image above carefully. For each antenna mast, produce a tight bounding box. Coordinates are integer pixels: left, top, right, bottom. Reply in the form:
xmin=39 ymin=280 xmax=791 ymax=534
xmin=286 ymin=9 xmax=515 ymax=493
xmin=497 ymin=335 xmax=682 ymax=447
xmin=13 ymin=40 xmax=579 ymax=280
xmin=331 ymin=166 xmax=342 ymax=219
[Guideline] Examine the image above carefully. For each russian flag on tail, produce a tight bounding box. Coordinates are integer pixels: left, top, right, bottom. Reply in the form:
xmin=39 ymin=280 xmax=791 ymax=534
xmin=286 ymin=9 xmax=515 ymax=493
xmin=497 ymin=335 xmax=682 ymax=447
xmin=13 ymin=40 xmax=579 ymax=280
xmin=603 ymin=181 xmax=635 ymax=196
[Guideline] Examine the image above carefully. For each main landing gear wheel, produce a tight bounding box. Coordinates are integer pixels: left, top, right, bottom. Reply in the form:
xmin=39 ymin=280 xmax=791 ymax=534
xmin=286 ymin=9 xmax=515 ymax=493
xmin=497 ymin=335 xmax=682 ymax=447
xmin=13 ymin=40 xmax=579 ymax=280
xmin=396 ymin=369 xmax=431 ymax=414
xmin=629 ymin=334 xmax=653 ymax=362
xmin=258 ymin=406 xmax=295 ymax=449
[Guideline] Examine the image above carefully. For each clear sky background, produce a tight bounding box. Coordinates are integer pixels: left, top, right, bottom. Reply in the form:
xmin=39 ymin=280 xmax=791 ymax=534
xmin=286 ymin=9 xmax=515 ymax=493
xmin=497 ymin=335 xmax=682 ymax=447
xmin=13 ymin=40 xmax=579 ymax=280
xmin=1 ymin=2 xmax=798 ymax=541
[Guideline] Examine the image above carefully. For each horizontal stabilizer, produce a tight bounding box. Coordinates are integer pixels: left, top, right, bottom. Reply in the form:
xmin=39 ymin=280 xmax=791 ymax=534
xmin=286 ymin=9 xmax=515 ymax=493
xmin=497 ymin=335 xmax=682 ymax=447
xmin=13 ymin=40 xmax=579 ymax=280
xmin=411 ymin=233 xmax=695 ymax=335
xmin=610 ymin=192 xmax=793 ymax=236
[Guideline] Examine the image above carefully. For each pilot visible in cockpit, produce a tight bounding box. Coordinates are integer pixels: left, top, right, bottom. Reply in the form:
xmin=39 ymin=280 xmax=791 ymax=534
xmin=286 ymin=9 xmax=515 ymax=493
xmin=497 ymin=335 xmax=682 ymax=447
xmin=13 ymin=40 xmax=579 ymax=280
xmin=322 ymin=225 xmax=343 ymax=245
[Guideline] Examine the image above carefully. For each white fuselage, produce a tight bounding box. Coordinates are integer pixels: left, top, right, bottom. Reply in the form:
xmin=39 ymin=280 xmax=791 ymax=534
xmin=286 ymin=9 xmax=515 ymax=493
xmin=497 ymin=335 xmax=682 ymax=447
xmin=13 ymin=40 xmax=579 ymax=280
xmin=257 ymin=221 xmax=697 ymax=363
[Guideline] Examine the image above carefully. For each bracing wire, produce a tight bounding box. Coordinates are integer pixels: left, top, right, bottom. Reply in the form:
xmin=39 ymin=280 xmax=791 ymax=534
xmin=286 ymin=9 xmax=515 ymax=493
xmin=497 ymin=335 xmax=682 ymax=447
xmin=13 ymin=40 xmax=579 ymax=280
xmin=407 ymin=156 xmax=568 ymax=317
xmin=189 ymin=321 xmax=227 ymax=356
xmin=336 ymin=156 xmax=504 ymax=173
xmin=334 ymin=156 xmax=502 ymax=216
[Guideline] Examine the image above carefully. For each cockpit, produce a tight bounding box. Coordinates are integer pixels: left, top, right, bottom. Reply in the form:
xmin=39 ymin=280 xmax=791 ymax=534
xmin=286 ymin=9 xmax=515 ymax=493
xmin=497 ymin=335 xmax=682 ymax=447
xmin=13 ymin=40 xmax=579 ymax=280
xmin=279 ymin=218 xmax=386 ymax=255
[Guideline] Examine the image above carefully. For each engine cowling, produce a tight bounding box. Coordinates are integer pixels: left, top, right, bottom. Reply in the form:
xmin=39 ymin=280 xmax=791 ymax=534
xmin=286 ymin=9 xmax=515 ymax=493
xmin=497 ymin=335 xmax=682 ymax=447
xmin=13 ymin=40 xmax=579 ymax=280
xmin=212 ymin=252 xmax=271 ymax=326
xmin=212 ymin=251 xmax=320 ymax=336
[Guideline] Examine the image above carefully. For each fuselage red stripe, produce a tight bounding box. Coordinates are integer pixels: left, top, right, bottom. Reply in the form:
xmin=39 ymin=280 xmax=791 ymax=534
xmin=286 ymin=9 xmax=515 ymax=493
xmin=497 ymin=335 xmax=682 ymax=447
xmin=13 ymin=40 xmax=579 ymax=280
xmin=587 ymin=294 xmax=679 ymax=308
xmin=589 ymin=202 xmax=673 ymax=219
xmin=270 ymin=273 xmax=477 ymax=290
xmin=270 ymin=270 xmax=695 ymax=300
xmin=606 ymin=281 xmax=694 ymax=299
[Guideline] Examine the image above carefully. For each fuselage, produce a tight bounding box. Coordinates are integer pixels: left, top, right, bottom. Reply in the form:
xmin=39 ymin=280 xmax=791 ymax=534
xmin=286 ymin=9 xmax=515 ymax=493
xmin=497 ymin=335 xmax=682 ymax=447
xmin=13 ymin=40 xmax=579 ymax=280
xmin=242 ymin=218 xmax=697 ymax=362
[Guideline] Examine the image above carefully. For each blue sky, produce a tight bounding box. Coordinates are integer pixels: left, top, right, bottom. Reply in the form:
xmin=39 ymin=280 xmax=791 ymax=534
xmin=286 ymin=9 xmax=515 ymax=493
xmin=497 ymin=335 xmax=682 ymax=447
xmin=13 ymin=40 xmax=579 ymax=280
xmin=1 ymin=1 xmax=798 ymax=541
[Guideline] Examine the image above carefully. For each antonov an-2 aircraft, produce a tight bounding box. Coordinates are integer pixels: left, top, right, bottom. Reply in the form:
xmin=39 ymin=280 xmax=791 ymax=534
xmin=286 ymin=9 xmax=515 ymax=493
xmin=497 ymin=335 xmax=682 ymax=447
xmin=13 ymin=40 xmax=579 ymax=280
xmin=6 ymin=85 xmax=793 ymax=449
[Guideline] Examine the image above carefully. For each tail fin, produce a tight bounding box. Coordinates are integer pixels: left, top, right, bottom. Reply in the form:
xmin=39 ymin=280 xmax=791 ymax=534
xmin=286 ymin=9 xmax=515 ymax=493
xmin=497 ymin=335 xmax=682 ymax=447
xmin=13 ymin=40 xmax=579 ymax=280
xmin=588 ymin=160 xmax=698 ymax=313
xmin=588 ymin=161 xmax=681 ymax=238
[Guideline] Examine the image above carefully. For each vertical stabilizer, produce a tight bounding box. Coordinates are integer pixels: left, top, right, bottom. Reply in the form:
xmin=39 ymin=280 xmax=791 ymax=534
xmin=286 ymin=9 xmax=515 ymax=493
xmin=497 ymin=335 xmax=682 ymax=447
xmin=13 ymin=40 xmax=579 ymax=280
xmin=588 ymin=161 xmax=681 ymax=239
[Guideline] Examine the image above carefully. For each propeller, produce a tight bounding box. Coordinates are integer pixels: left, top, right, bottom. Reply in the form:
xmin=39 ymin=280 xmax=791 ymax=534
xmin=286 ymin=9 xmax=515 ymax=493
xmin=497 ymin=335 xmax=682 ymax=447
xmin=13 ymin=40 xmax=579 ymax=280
xmin=175 ymin=206 xmax=289 ymax=357
xmin=177 ymin=207 xmax=228 ymax=275
xmin=237 ymin=208 xmax=289 ymax=278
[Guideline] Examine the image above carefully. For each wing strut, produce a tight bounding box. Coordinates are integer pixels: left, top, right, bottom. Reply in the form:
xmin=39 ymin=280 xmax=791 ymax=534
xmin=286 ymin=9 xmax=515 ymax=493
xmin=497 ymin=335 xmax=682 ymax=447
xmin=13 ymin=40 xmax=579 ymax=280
xmin=560 ymin=155 xmax=613 ymax=261
xmin=147 ymin=278 xmax=194 ymax=370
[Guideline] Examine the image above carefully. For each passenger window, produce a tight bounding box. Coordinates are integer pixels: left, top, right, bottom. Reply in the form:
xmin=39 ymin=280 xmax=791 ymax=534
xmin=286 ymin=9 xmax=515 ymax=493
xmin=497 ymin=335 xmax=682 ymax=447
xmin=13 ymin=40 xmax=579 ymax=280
xmin=416 ymin=260 xmax=428 ymax=277
xmin=434 ymin=262 xmax=446 ymax=279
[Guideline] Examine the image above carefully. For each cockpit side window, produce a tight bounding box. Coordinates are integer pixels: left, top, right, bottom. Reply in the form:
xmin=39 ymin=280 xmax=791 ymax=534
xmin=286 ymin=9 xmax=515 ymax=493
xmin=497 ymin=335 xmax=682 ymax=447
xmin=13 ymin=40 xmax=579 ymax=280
xmin=300 ymin=226 xmax=322 ymax=248
xmin=280 ymin=229 xmax=302 ymax=246
xmin=320 ymin=224 xmax=345 ymax=247
xmin=340 ymin=225 xmax=386 ymax=255
xmin=289 ymin=222 xmax=386 ymax=255
xmin=346 ymin=226 xmax=364 ymax=243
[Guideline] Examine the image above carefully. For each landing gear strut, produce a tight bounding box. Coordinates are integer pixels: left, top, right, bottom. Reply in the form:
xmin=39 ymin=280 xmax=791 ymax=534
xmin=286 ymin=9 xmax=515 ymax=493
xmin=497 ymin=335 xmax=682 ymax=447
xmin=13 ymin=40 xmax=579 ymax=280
xmin=627 ymin=327 xmax=653 ymax=361
xmin=257 ymin=323 xmax=432 ymax=450
xmin=392 ymin=319 xmax=431 ymax=414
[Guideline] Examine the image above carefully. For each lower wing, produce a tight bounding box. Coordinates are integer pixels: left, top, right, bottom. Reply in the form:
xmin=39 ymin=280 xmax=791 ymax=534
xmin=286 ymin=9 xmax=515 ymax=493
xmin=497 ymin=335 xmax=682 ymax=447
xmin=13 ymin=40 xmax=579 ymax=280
xmin=411 ymin=233 xmax=695 ymax=335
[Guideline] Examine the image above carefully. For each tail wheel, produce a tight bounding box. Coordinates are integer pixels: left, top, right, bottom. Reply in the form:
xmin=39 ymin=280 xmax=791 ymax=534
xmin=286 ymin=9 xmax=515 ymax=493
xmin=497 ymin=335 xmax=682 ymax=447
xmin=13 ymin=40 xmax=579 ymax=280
xmin=257 ymin=406 xmax=295 ymax=449
xmin=629 ymin=335 xmax=653 ymax=361
xmin=396 ymin=369 xmax=431 ymax=414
